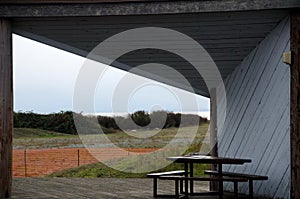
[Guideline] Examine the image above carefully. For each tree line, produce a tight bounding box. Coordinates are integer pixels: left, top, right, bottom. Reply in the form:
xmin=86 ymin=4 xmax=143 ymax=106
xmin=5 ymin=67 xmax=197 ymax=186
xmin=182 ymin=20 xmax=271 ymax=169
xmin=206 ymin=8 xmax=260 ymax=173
xmin=13 ymin=111 xmax=208 ymax=135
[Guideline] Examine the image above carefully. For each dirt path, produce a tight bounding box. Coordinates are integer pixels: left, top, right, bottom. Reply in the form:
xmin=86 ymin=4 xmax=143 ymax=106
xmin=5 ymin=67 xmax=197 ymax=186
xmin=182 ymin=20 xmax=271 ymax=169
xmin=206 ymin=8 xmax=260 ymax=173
xmin=13 ymin=148 xmax=157 ymax=177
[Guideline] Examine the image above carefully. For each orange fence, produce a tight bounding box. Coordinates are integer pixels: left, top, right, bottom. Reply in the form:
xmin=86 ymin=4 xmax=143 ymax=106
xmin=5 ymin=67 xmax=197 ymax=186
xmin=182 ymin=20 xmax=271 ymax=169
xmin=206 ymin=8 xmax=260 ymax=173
xmin=13 ymin=148 xmax=157 ymax=177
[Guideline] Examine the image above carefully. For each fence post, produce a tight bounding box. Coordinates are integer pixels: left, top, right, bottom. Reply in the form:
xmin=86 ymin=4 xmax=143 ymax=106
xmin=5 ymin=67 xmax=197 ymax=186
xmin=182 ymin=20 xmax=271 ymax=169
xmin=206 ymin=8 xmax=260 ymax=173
xmin=77 ymin=149 xmax=80 ymax=167
xmin=24 ymin=149 xmax=27 ymax=177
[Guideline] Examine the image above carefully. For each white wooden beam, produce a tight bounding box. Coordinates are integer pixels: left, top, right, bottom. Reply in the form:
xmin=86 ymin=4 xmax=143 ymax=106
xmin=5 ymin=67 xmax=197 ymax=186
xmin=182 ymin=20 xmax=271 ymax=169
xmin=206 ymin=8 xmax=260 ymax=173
xmin=209 ymin=87 xmax=218 ymax=191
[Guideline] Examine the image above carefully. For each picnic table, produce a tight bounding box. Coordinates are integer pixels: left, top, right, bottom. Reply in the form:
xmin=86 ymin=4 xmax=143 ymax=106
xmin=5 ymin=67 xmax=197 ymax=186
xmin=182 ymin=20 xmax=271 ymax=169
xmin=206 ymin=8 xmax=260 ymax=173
xmin=166 ymin=155 xmax=252 ymax=198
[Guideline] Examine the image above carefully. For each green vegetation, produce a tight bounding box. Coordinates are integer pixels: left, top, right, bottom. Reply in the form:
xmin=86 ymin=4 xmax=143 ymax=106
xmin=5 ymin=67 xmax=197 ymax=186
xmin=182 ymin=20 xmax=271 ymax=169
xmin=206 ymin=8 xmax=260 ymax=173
xmin=14 ymin=124 xmax=210 ymax=150
xmin=13 ymin=130 xmax=78 ymax=149
xmin=48 ymin=140 xmax=210 ymax=178
xmin=48 ymin=161 xmax=210 ymax=178
xmin=14 ymin=110 xmax=208 ymax=135
xmin=14 ymin=111 xmax=77 ymax=134
xmin=48 ymin=123 xmax=211 ymax=178
xmin=13 ymin=128 xmax=68 ymax=138
xmin=98 ymin=110 xmax=208 ymax=130
xmin=13 ymin=112 xmax=210 ymax=177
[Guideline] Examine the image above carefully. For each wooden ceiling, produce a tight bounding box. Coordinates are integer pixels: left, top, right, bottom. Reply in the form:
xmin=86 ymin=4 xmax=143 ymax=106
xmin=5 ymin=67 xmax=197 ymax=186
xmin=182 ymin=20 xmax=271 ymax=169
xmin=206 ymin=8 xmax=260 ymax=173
xmin=12 ymin=10 xmax=288 ymax=97
xmin=0 ymin=0 xmax=159 ymax=4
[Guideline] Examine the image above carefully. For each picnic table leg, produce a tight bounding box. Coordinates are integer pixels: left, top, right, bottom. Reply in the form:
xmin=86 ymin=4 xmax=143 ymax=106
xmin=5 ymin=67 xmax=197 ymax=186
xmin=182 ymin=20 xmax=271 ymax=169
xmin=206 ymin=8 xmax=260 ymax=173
xmin=184 ymin=163 xmax=189 ymax=197
xmin=234 ymin=181 xmax=238 ymax=197
xmin=180 ymin=179 xmax=184 ymax=194
xmin=218 ymin=163 xmax=223 ymax=198
xmin=249 ymin=179 xmax=253 ymax=199
xmin=190 ymin=163 xmax=194 ymax=194
xmin=175 ymin=179 xmax=179 ymax=198
xmin=153 ymin=177 xmax=158 ymax=197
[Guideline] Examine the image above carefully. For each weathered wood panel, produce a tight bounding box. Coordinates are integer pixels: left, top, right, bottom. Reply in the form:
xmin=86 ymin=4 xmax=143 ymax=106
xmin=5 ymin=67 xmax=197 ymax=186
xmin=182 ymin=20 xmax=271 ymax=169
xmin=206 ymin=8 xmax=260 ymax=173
xmin=290 ymin=11 xmax=300 ymax=199
xmin=0 ymin=19 xmax=13 ymax=198
xmin=217 ymin=17 xmax=290 ymax=198
xmin=0 ymin=0 xmax=298 ymax=17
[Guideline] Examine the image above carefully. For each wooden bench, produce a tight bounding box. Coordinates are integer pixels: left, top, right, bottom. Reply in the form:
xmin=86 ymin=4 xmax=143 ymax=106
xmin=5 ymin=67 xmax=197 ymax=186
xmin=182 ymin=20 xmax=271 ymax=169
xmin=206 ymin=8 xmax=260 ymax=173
xmin=147 ymin=170 xmax=187 ymax=197
xmin=159 ymin=175 xmax=247 ymax=198
xmin=204 ymin=170 xmax=268 ymax=198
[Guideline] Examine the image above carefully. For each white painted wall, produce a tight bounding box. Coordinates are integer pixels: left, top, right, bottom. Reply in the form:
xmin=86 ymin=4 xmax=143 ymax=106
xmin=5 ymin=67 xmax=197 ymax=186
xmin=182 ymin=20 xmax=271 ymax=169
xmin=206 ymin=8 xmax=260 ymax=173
xmin=217 ymin=16 xmax=290 ymax=198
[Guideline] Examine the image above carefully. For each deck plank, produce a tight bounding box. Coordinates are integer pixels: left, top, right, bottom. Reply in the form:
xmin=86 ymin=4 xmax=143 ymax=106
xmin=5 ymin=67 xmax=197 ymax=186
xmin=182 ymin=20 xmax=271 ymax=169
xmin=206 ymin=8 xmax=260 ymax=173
xmin=12 ymin=178 xmax=269 ymax=199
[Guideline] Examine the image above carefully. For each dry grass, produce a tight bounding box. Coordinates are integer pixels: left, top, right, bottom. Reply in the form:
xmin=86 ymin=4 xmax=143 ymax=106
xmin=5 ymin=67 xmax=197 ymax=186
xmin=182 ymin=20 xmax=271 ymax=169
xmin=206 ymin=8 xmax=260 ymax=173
xmin=13 ymin=123 xmax=210 ymax=150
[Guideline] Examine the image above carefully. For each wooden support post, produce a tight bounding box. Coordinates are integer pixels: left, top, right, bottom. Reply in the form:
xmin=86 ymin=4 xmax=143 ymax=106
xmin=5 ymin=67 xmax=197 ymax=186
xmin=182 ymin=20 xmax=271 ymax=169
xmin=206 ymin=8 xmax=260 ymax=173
xmin=0 ymin=18 xmax=13 ymax=198
xmin=291 ymin=11 xmax=300 ymax=199
xmin=210 ymin=88 xmax=218 ymax=191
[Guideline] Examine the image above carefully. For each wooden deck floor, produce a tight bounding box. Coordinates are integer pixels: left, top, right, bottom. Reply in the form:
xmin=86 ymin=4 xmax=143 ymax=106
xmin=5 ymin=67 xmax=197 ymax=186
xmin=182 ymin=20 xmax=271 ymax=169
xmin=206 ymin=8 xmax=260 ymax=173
xmin=12 ymin=178 xmax=268 ymax=199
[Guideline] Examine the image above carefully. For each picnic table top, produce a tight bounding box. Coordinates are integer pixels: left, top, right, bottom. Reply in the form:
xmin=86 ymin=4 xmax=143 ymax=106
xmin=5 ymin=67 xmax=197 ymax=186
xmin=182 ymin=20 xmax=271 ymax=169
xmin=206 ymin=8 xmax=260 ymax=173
xmin=166 ymin=155 xmax=252 ymax=164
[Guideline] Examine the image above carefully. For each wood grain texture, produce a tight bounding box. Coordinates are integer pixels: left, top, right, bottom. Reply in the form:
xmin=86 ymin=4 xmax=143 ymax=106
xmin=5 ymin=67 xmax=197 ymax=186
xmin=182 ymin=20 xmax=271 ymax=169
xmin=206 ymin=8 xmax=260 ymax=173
xmin=0 ymin=0 xmax=297 ymax=6
xmin=0 ymin=0 xmax=165 ymax=3
xmin=217 ymin=17 xmax=290 ymax=198
xmin=0 ymin=0 xmax=299 ymax=17
xmin=0 ymin=18 xmax=13 ymax=199
xmin=290 ymin=10 xmax=300 ymax=199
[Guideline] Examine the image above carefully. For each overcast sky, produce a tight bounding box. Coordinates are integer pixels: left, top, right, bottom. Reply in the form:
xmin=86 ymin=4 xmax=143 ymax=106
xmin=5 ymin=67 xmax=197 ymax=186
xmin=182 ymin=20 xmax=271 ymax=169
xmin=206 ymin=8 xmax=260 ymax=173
xmin=13 ymin=34 xmax=210 ymax=117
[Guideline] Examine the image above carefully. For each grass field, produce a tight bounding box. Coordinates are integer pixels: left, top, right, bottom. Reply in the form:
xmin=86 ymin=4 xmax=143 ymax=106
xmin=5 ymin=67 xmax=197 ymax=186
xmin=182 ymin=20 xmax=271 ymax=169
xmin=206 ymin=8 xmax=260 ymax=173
xmin=14 ymin=123 xmax=210 ymax=178
xmin=13 ymin=123 xmax=210 ymax=149
xmin=13 ymin=128 xmax=78 ymax=149
xmin=14 ymin=128 xmax=68 ymax=138
xmin=48 ymin=160 xmax=210 ymax=178
xmin=46 ymin=123 xmax=210 ymax=178
xmin=48 ymin=141 xmax=211 ymax=178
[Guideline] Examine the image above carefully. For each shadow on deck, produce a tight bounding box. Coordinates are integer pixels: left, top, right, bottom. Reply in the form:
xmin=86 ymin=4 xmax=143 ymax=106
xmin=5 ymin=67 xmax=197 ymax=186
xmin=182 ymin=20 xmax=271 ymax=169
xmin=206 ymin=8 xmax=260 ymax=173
xmin=12 ymin=178 xmax=269 ymax=199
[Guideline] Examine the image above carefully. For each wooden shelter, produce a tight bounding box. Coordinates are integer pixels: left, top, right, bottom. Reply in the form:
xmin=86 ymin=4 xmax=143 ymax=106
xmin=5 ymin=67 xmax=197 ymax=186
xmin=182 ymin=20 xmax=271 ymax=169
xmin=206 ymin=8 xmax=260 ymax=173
xmin=0 ymin=0 xmax=299 ymax=198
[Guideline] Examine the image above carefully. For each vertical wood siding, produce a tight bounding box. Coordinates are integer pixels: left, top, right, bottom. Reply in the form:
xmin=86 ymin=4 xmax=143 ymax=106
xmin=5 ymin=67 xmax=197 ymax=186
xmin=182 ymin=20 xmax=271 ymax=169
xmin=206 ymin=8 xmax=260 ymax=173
xmin=217 ymin=17 xmax=290 ymax=198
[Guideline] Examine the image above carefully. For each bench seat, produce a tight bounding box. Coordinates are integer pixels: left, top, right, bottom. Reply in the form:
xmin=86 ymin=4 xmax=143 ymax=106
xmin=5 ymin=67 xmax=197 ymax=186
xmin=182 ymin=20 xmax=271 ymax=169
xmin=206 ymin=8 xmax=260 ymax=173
xmin=204 ymin=170 xmax=268 ymax=198
xmin=159 ymin=175 xmax=247 ymax=182
xmin=159 ymin=175 xmax=247 ymax=198
xmin=147 ymin=170 xmax=187 ymax=197
xmin=147 ymin=170 xmax=187 ymax=178
xmin=204 ymin=170 xmax=268 ymax=180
